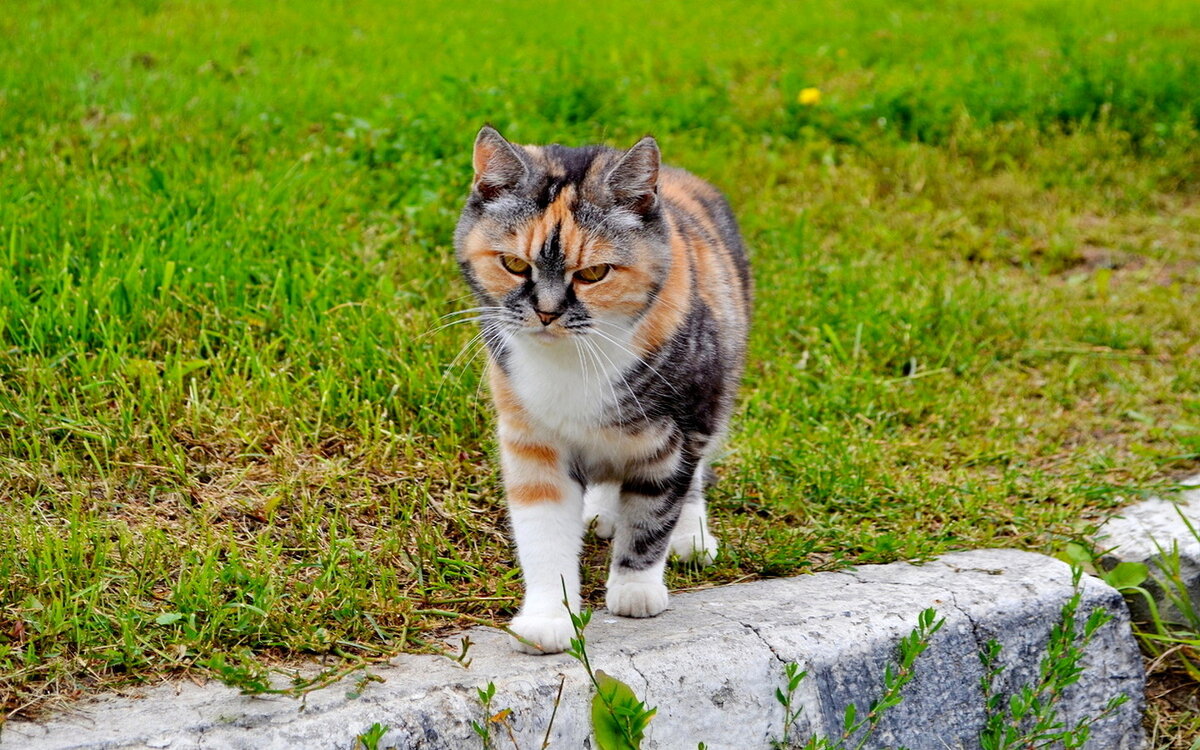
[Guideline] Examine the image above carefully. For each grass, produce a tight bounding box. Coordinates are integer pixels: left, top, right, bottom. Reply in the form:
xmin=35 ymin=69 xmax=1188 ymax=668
xmin=1 ymin=0 xmax=1198 ymax=729
xmin=1131 ymin=510 xmax=1200 ymax=748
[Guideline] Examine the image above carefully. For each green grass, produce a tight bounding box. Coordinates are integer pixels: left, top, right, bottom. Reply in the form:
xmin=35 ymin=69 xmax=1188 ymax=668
xmin=1 ymin=0 xmax=1198 ymax=723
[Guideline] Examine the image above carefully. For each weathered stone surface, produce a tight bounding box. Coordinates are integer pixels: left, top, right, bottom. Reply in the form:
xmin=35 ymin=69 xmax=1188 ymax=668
xmin=1095 ymin=474 xmax=1200 ymax=620
xmin=2 ymin=549 xmax=1145 ymax=750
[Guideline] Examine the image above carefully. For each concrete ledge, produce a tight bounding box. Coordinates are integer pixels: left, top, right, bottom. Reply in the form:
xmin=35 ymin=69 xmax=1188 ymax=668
xmin=1096 ymin=474 xmax=1200 ymax=620
xmin=3 ymin=549 xmax=1145 ymax=750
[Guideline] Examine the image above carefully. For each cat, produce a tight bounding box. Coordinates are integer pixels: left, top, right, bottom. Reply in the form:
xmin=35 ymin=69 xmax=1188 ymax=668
xmin=454 ymin=126 xmax=751 ymax=653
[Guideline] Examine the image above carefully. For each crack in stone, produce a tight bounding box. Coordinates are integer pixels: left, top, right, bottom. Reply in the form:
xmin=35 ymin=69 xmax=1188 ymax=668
xmin=703 ymin=605 xmax=788 ymax=666
xmin=624 ymin=653 xmax=653 ymax=697
xmin=743 ymin=620 xmax=788 ymax=667
xmin=945 ymin=589 xmax=986 ymax=650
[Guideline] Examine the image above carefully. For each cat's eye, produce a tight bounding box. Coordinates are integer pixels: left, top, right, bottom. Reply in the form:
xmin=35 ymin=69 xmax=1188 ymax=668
xmin=499 ymin=255 xmax=531 ymax=275
xmin=574 ymin=264 xmax=610 ymax=284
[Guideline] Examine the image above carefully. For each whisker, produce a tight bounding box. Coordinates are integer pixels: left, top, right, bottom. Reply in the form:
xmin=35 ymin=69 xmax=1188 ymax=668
xmin=439 ymin=306 xmax=507 ymax=319
xmin=582 ymin=336 xmax=640 ymax=424
xmin=571 ymin=337 xmax=589 ymax=392
xmin=580 ymin=336 xmax=622 ymax=423
xmin=572 ymin=337 xmax=600 ymax=419
xmin=450 ymin=330 xmax=489 ymax=369
xmin=419 ymin=316 xmax=483 ymax=338
xmin=433 ymin=320 xmax=510 ymax=404
xmin=441 ymin=291 xmax=486 ymax=306
xmin=472 ymin=328 xmax=508 ymax=402
xmin=586 ymin=335 xmax=649 ymax=423
xmin=433 ymin=331 xmax=486 ymax=402
xmin=585 ymin=323 xmax=683 ymax=398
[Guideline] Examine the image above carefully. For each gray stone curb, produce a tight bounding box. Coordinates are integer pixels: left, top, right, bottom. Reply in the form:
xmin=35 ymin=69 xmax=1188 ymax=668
xmin=2 ymin=549 xmax=1145 ymax=750
xmin=1095 ymin=474 xmax=1200 ymax=620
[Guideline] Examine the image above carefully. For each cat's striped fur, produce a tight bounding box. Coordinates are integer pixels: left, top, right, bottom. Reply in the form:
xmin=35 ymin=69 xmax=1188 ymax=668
xmin=454 ymin=126 xmax=750 ymax=653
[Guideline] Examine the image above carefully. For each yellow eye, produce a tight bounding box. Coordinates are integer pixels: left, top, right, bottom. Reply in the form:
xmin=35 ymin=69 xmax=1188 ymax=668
xmin=499 ymin=255 xmax=531 ymax=275
xmin=574 ymin=264 xmax=610 ymax=284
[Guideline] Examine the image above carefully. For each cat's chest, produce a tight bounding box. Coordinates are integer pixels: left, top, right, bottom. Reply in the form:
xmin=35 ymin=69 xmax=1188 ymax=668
xmin=504 ymin=334 xmax=640 ymax=440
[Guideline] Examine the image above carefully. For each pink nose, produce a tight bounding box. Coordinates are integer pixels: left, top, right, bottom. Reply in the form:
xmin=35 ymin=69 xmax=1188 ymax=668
xmin=535 ymin=309 xmax=562 ymax=326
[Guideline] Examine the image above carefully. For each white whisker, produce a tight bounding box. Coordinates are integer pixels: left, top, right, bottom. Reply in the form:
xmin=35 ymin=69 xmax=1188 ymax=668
xmin=585 ymin=335 xmax=647 ymax=424
xmin=473 ymin=328 xmax=508 ymax=402
xmin=580 ymin=336 xmax=621 ymax=423
xmin=585 ymin=322 xmax=683 ymax=398
xmin=433 ymin=330 xmax=487 ymax=402
xmin=439 ymin=306 xmax=507 ymax=319
xmin=420 ymin=316 xmax=484 ymax=338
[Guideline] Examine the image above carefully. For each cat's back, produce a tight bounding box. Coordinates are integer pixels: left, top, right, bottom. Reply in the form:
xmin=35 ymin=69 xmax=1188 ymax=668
xmin=655 ymin=165 xmax=752 ymax=347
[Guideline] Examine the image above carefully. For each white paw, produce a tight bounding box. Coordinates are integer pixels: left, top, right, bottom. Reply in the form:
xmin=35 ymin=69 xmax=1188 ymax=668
xmin=583 ymin=483 xmax=620 ymax=539
xmin=669 ymin=509 xmax=719 ymax=566
xmin=606 ymin=580 xmax=669 ymax=618
xmin=509 ymin=613 xmax=575 ymax=654
xmin=585 ymin=511 xmax=616 ymax=539
xmin=669 ymin=530 xmax=719 ymax=566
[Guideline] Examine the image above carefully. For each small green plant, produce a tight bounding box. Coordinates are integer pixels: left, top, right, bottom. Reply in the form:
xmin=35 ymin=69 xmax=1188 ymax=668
xmin=1057 ymin=541 xmax=1149 ymax=593
xmin=561 ymin=586 xmax=657 ymax=750
xmin=1113 ymin=506 xmax=1200 ymax=742
xmin=354 ymin=722 xmax=391 ymax=750
xmin=775 ymin=662 xmax=809 ymax=747
xmin=977 ymin=567 xmax=1130 ymax=749
xmin=201 ymin=648 xmax=387 ymax=706
xmin=1061 ymin=527 xmax=1200 ymax=740
xmin=1137 ymin=508 xmax=1200 ymax=682
xmin=471 ymin=681 xmax=518 ymax=750
xmin=773 ymin=607 xmax=944 ymax=749
xmin=469 ymin=681 xmax=496 ymax=749
xmin=452 ymin=635 xmax=475 ymax=668
xmin=471 ymin=674 xmax=565 ymax=750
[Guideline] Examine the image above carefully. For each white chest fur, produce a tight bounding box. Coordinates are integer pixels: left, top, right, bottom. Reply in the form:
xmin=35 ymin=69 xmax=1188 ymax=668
xmin=505 ymin=329 xmax=641 ymax=443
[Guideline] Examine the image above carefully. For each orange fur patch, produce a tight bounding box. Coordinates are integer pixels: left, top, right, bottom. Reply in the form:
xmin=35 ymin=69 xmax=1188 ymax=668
xmin=633 ymin=217 xmax=690 ymax=354
xmin=508 ymin=481 xmax=562 ymax=505
xmin=503 ymin=439 xmax=559 ymax=466
xmin=488 ymin=365 xmax=532 ymax=432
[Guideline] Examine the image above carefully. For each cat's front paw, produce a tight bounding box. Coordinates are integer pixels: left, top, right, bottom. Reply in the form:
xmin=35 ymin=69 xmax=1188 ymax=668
xmin=606 ymin=580 xmax=669 ymax=618
xmin=509 ymin=613 xmax=575 ymax=654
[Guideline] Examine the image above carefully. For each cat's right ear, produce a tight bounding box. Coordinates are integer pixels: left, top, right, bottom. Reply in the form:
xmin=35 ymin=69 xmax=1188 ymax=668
xmin=472 ymin=125 xmax=528 ymax=201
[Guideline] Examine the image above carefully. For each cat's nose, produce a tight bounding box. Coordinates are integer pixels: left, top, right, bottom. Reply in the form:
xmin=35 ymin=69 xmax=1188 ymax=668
xmin=535 ymin=309 xmax=563 ymax=326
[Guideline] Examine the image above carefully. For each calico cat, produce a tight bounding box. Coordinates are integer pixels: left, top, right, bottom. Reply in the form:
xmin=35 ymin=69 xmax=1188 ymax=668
xmin=454 ymin=126 xmax=750 ymax=653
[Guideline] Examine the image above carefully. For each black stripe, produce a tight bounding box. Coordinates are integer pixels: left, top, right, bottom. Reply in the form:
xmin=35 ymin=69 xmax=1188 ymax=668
xmin=622 ymin=475 xmax=672 ymax=497
xmin=538 ymin=222 xmax=564 ymax=276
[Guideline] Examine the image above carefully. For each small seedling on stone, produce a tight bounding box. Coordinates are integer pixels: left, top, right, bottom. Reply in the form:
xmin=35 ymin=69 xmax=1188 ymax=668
xmin=775 ymin=661 xmax=808 ymax=746
xmin=561 ymin=582 xmax=656 ymax=750
xmin=471 ymin=681 xmax=510 ymax=750
xmin=978 ymin=567 xmax=1129 ymax=749
xmin=354 ymin=722 xmax=391 ymax=750
xmin=773 ymin=607 xmax=943 ymax=749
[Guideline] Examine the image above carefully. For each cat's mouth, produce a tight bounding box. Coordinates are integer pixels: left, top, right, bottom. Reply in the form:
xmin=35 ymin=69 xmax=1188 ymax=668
xmin=524 ymin=326 xmax=568 ymax=342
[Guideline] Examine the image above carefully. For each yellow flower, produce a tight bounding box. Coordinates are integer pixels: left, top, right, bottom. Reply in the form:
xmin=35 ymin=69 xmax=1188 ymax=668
xmin=798 ymin=88 xmax=821 ymax=106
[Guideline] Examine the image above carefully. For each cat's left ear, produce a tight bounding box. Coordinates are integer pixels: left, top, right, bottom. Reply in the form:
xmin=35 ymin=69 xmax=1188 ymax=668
xmin=473 ymin=125 xmax=529 ymax=201
xmin=606 ymin=136 xmax=660 ymax=215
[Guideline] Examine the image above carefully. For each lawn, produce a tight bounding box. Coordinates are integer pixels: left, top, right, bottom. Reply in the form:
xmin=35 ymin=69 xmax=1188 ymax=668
xmin=1 ymin=0 xmax=1198 ymax=729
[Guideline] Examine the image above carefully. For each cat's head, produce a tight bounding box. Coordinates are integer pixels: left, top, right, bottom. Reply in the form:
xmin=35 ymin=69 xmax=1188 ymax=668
xmin=454 ymin=126 xmax=670 ymax=342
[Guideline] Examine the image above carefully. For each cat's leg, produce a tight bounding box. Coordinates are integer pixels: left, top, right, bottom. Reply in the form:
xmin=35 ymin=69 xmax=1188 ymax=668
xmin=668 ymin=463 xmax=719 ymax=565
xmin=498 ymin=420 xmax=584 ymax=654
xmin=605 ymin=461 xmax=693 ymax=618
xmin=582 ymin=481 xmax=620 ymax=538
